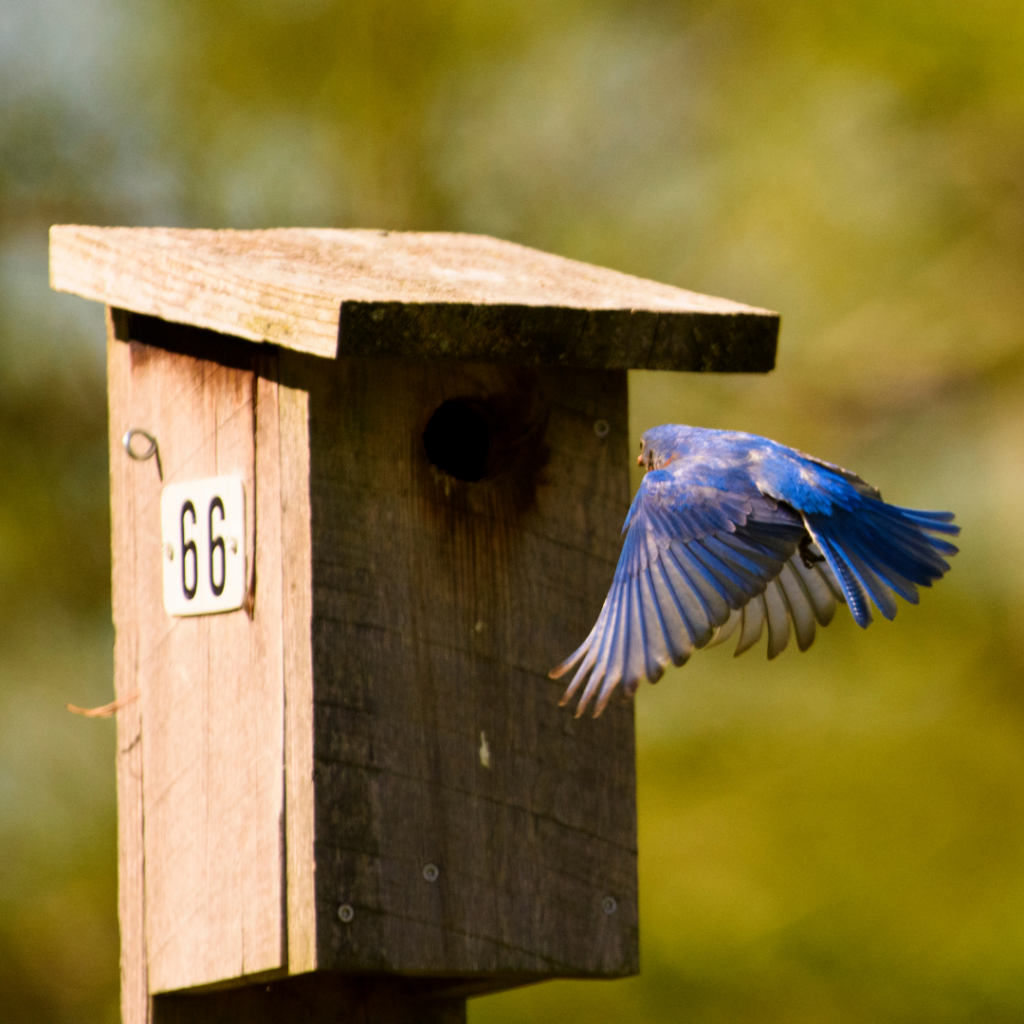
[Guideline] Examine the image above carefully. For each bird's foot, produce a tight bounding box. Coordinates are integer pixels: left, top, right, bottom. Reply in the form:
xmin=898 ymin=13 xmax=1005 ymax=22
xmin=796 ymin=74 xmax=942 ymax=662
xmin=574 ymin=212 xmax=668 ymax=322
xmin=800 ymin=536 xmax=826 ymax=569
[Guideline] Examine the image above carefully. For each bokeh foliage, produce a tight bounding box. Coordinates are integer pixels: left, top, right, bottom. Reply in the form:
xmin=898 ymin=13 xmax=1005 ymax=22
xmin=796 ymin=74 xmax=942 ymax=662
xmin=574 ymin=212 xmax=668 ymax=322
xmin=2 ymin=0 xmax=1023 ymax=1021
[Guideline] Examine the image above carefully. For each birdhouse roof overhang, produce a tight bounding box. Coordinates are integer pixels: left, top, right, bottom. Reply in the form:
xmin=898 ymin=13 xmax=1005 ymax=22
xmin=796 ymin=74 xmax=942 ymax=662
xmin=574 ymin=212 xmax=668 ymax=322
xmin=49 ymin=226 xmax=778 ymax=372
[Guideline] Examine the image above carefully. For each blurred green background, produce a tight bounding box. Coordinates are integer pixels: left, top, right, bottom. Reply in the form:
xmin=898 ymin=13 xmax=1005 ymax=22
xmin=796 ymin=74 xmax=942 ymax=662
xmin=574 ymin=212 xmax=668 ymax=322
xmin=3 ymin=0 xmax=1023 ymax=1021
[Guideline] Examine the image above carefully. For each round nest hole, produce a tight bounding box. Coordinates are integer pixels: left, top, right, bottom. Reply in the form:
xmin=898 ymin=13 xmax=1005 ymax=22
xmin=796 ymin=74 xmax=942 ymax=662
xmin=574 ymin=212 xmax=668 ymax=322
xmin=423 ymin=399 xmax=491 ymax=482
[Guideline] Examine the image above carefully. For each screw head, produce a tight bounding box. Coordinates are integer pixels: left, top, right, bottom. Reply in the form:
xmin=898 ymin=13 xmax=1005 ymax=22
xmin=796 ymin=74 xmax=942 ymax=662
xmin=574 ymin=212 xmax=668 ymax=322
xmin=337 ymin=903 xmax=354 ymax=923
xmin=163 ymin=542 xmax=174 ymax=561
xmin=593 ymin=419 xmax=610 ymax=439
xmin=422 ymin=863 xmax=439 ymax=883
xmin=602 ymin=895 xmax=618 ymax=915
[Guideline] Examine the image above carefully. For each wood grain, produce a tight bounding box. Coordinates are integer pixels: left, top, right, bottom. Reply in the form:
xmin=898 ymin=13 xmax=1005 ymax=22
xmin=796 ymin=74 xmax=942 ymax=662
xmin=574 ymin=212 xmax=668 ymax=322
xmin=50 ymin=226 xmax=778 ymax=370
xmin=107 ymin=311 xmax=151 ymax=1024
xmin=278 ymin=380 xmax=317 ymax=975
xmin=107 ymin=316 xmax=287 ymax=993
xmin=279 ymin=354 xmax=640 ymax=978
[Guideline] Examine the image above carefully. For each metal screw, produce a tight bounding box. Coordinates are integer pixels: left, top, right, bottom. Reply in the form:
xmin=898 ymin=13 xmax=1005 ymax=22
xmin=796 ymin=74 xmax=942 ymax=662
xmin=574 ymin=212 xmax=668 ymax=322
xmin=422 ymin=863 xmax=439 ymax=883
xmin=337 ymin=903 xmax=354 ymax=923
xmin=602 ymin=895 xmax=618 ymax=915
xmin=229 ymin=538 xmax=238 ymax=554
xmin=593 ymin=419 xmax=610 ymax=439
xmin=163 ymin=542 xmax=174 ymax=561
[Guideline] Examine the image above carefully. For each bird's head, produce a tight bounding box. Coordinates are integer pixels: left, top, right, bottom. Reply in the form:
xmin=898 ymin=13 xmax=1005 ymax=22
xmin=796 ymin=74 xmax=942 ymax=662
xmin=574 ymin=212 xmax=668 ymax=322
xmin=637 ymin=425 xmax=680 ymax=471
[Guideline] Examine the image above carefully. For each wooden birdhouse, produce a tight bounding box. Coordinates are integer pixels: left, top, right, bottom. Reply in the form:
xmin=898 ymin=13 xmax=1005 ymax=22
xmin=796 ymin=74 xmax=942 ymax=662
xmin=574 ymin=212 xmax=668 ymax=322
xmin=49 ymin=226 xmax=778 ymax=1024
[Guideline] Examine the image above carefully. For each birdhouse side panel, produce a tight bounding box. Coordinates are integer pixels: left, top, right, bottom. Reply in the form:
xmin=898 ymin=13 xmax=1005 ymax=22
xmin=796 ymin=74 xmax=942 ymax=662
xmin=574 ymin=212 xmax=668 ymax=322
xmin=107 ymin=317 xmax=149 ymax=1024
xmin=301 ymin=357 xmax=638 ymax=979
xmin=107 ymin=320 xmax=287 ymax=994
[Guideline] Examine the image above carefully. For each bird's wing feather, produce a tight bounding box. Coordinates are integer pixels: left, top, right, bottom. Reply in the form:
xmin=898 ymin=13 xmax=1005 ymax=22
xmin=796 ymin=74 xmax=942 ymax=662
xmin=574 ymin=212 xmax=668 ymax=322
xmin=793 ymin=449 xmax=882 ymax=499
xmin=735 ymin=595 xmax=767 ymax=654
xmin=775 ymin=562 xmax=817 ymax=651
xmin=551 ymin=467 xmax=806 ymax=716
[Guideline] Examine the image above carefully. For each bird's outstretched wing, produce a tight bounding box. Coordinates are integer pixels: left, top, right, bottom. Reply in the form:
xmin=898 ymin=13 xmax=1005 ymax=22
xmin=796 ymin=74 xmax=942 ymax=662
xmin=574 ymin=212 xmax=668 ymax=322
xmin=550 ymin=468 xmax=840 ymax=717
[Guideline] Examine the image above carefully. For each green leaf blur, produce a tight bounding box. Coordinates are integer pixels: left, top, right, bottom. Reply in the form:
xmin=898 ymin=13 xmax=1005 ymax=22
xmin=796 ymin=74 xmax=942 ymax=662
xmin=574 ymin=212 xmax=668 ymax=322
xmin=2 ymin=1 xmax=1023 ymax=1020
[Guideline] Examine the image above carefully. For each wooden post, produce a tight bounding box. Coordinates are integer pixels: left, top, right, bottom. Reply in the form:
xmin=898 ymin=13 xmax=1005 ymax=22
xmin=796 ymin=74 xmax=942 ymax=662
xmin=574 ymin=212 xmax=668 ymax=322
xmin=51 ymin=227 xmax=779 ymax=1023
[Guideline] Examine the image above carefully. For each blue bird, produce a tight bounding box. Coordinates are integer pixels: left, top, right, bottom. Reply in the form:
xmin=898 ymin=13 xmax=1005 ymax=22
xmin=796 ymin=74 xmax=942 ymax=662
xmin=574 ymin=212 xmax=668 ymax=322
xmin=550 ymin=424 xmax=959 ymax=717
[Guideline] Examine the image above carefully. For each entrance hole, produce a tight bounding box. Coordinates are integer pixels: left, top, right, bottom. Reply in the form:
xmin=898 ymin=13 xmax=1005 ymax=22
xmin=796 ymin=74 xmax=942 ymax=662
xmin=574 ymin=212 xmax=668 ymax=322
xmin=423 ymin=400 xmax=491 ymax=482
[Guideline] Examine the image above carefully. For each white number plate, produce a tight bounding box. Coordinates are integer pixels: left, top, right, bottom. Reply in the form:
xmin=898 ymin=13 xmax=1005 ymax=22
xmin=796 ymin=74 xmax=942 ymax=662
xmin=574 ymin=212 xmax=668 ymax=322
xmin=160 ymin=476 xmax=247 ymax=616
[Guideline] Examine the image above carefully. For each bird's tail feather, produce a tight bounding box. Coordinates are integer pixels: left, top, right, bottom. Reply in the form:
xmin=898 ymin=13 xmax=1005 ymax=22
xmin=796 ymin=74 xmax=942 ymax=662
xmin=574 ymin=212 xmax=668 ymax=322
xmin=803 ymin=500 xmax=959 ymax=628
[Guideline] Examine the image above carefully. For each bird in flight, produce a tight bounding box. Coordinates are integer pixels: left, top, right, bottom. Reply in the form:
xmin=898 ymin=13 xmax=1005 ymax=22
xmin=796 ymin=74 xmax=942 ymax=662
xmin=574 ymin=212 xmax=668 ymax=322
xmin=550 ymin=424 xmax=959 ymax=717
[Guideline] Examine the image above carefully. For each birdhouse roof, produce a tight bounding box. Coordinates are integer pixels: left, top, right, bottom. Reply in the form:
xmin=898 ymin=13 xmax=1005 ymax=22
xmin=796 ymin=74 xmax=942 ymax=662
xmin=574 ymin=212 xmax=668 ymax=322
xmin=49 ymin=226 xmax=777 ymax=370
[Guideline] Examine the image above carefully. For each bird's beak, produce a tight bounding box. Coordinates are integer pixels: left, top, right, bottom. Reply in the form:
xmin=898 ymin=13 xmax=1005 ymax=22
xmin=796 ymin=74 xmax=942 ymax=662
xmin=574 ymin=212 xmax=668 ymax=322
xmin=637 ymin=453 xmax=644 ymax=466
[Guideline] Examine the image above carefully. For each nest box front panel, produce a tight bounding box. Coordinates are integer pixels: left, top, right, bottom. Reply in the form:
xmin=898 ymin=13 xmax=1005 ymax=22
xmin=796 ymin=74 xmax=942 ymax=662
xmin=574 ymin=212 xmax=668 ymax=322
xmin=107 ymin=329 xmax=287 ymax=993
xmin=304 ymin=357 xmax=639 ymax=978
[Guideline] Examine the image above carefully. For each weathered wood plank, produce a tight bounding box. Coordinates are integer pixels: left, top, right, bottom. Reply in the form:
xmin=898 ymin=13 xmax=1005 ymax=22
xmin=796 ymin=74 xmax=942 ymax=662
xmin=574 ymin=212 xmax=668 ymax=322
xmin=50 ymin=227 xmax=778 ymax=370
xmin=238 ymin=367 xmax=286 ymax=972
xmin=278 ymin=355 xmax=639 ymax=977
xmin=107 ymin=319 xmax=288 ymax=993
xmin=278 ymin=379 xmax=317 ymax=975
xmin=107 ymin=310 xmax=151 ymax=1024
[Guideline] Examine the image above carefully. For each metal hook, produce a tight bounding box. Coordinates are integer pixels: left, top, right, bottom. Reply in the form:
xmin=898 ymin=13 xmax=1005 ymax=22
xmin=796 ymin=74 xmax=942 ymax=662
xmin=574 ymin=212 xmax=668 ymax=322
xmin=123 ymin=428 xmax=163 ymax=481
